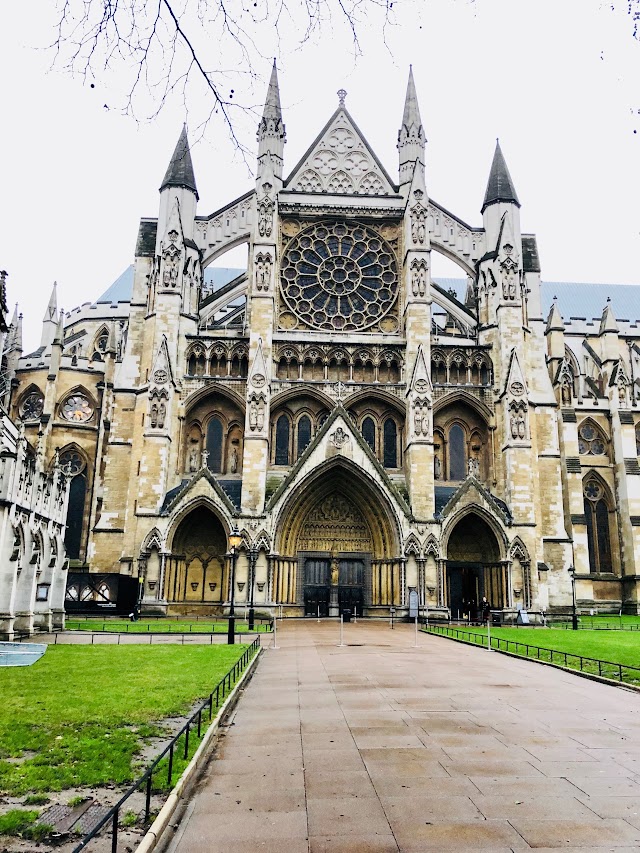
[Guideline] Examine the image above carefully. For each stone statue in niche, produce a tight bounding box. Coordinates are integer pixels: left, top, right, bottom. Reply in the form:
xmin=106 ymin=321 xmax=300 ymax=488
xmin=163 ymin=256 xmax=179 ymax=287
xmin=410 ymin=206 xmax=426 ymax=245
xmin=255 ymin=253 xmax=272 ymax=291
xmin=618 ymin=383 xmax=627 ymax=406
xmin=330 ymin=557 xmax=339 ymax=586
xmin=258 ymin=196 xmax=274 ymax=238
xmin=188 ymin=445 xmax=199 ymax=472
xmin=157 ymin=401 xmax=166 ymax=429
xmin=468 ymin=457 xmax=480 ymax=478
xmin=434 ymin=454 xmax=441 ymax=480
xmin=561 ymin=382 xmax=572 ymax=405
xmin=249 ymin=401 xmax=258 ymax=431
xmin=150 ymin=403 xmax=158 ymax=428
xmin=257 ymin=400 xmax=265 ymax=431
xmin=229 ymin=446 xmax=238 ymax=474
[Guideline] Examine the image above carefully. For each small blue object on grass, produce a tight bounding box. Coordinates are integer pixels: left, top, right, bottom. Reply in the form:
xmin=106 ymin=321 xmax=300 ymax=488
xmin=0 ymin=642 xmax=47 ymax=667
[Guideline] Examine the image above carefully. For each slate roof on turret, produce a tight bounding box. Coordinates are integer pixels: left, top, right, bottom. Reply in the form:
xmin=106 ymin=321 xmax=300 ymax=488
xmin=481 ymin=141 xmax=520 ymax=213
xmin=160 ymin=126 xmax=199 ymax=199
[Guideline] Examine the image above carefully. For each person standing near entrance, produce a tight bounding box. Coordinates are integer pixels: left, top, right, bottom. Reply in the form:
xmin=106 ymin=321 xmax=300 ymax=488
xmin=482 ymin=596 xmax=491 ymax=624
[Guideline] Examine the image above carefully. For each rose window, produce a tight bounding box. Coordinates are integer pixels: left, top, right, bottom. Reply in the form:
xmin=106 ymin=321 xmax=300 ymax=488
xmin=578 ymin=423 xmax=606 ymax=455
xmin=59 ymin=450 xmax=86 ymax=476
xmin=280 ymin=221 xmax=398 ymax=332
xmin=61 ymin=394 xmax=93 ymax=423
xmin=21 ymin=392 xmax=44 ymax=421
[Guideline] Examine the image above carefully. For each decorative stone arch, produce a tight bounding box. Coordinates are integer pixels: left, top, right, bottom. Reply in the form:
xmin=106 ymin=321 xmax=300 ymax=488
xmin=509 ymin=535 xmax=532 ymax=608
xmin=90 ymin=324 xmax=110 ymax=361
xmin=432 ymin=388 xmax=493 ymax=424
xmin=252 ymin=530 xmax=271 ymax=553
xmin=183 ymin=382 xmax=246 ymax=418
xmin=440 ymin=504 xmax=509 ymax=562
xmin=404 ymin=533 xmax=422 ymax=557
xmin=142 ymin=526 xmax=164 ymax=553
xmin=16 ymin=383 xmax=45 ymax=422
xmin=430 ymin=243 xmax=476 ymax=281
xmin=57 ymin=385 xmax=98 ymax=424
xmin=165 ymin=495 xmax=234 ymax=553
xmin=270 ymin=385 xmax=335 ymax=414
xmin=577 ymin=417 xmax=610 ymax=458
xmin=201 ymin=235 xmax=251 ymax=270
xmin=509 ymin=536 xmax=530 ymax=563
xmin=582 ymin=469 xmax=617 ymax=574
xmin=423 ymin=534 xmax=441 ymax=559
xmin=58 ymin=443 xmax=90 ymax=562
xmin=273 ymin=456 xmax=403 ymax=560
xmin=345 ymin=388 xmax=406 ymax=418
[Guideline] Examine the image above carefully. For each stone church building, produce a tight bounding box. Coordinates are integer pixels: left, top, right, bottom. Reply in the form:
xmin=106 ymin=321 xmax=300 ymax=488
xmin=6 ymin=68 xmax=640 ymax=620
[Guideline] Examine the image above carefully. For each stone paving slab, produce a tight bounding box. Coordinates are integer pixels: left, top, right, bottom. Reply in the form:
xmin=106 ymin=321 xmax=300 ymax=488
xmin=164 ymin=621 xmax=640 ymax=853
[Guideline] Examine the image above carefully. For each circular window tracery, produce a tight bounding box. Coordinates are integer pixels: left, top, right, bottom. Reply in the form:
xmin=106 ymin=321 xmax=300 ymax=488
xmin=61 ymin=394 xmax=93 ymax=423
xmin=59 ymin=450 xmax=86 ymax=476
xmin=280 ymin=221 xmax=398 ymax=332
xmin=21 ymin=392 xmax=44 ymax=422
xmin=578 ymin=423 xmax=606 ymax=456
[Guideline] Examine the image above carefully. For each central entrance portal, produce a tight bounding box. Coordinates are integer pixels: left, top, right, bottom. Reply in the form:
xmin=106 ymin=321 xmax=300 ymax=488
xmin=303 ymin=556 xmax=365 ymax=617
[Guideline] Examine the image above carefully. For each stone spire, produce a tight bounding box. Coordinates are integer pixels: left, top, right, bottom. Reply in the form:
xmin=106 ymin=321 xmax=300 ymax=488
xmin=398 ymin=66 xmax=425 ymax=187
xmin=160 ymin=125 xmax=199 ymax=200
xmin=41 ymin=282 xmax=58 ymax=347
xmin=257 ymin=60 xmax=286 ymax=181
xmin=53 ymin=309 xmax=64 ymax=346
xmin=546 ymin=298 xmax=565 ymax=333
xmin=481 ymin=140 xmax=520 ymax=213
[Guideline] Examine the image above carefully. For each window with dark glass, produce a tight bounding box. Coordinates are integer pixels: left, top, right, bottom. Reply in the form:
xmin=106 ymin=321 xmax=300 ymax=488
xmin=383 ymin=418 xmax=397 ymax=468
xmin=362 ymin=417 xmax=376 ymax=452
xmin=449 ymin=424 xmax=466 ymax=480
xmin=584 ymin=479 xmax=612 ymax=573
xmin=65 ymin=473 xmax=86 ymax=560
xmin=275 ymin=415 xmax=290 ymax=465
xmin=297 ymin=415 xmax=312 ymax=459
xmin=206 ymin=417 xmax=223 ymax=472
xmin=578 ymin=422 xmax=606 ymax=455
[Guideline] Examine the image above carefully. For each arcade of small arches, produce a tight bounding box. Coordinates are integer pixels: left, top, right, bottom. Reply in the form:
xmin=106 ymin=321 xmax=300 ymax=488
xmin=275 ymin=345 xmax=402 ymax=385
xmin=185 ymin=343 xmax=249 ymax=378
xmin=431 ymin=349 xmax=493 ymax=387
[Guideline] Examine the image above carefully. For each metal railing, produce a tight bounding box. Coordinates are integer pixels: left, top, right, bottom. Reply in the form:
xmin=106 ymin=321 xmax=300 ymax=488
xmin=72 ymin=636 xmax=261 ymax=853
xmin=64 ymin=619 xmax=273 ymax=634
xmin=423 ymin=623 xmax=640 ymax=685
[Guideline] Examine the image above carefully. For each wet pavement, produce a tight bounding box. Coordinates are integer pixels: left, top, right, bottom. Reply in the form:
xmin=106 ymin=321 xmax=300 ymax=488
xmin=164 ymin=620 xmax=640 ymax=852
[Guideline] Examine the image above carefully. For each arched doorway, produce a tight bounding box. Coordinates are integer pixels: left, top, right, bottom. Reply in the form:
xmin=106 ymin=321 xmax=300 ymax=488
xmin=445 ymin=513 xmax=505 ymax=619
xmin=276 ymin=463 xmax=401 ymax=615
xmin=166 ymin=506 xmax=227 ymax=604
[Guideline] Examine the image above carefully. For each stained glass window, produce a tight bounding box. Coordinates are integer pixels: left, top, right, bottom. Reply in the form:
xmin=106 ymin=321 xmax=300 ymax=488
xmin=449 ymin=424 xmax=466 ymax=481
xmin=383 ymin=419 xmax=397 ymax=468
xmin=280 ymin=221 xmax=398 ymax=332
xmin=297 ymin=415 xmax=312 ymax=459
xmin=206 ymin=418 xmax=223 ymax=472
xmin=583 ymin=479 xmax=612 ymax=573
xmin=65 ymin=473 xmax=86 ymax=559
xmin=275 ymin=415 xmax=290 ymax=465
xmin=362 ymin=417 xmax=376 ymax=452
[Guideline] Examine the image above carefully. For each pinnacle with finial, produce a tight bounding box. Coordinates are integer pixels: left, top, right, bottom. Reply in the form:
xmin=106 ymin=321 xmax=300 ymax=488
xmin=482 ymin=139 xmax=520 ymax=213
xmin=337 ymin=89 xmax=347 ymax=108
xmin=160 ymin=125 xmax=198 ymax=200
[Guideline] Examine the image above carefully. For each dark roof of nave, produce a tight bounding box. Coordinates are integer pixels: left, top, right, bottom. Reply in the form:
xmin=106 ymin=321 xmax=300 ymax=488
xmin=435 ymin=278 xmax=640 ymax=324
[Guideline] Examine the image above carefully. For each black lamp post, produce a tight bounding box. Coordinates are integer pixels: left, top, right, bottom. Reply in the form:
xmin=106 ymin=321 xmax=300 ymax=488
xmin=248 ymin=546 xmax=258 ymax=631
xmin=568 ymin=565 xmax=578 ymax=631
xmin=227 ymin=527 xmax=241 ymax=644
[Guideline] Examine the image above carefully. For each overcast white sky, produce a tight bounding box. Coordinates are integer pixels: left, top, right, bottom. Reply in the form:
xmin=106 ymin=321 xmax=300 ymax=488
xmin=1 ymin=0 xmax=638 ymax=351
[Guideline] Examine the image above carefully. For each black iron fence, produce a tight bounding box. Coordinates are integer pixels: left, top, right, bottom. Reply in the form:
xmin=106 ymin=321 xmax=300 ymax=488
xmin=64 ymin=619 xmax=273 ymax=634
xmin=71 ymin=636 xmax=261 ymax=853
xmin=423 ymin=624 xmax=640 ymax=685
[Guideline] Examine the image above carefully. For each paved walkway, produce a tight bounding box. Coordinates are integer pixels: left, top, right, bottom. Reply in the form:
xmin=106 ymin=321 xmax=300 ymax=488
xmin=166 ymin=621 xmax=640 ymax=852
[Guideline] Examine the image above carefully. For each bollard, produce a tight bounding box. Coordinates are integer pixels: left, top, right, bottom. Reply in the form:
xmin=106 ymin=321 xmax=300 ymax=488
xmin=271 ymin=612 xmax=279 ymax=649
xmin=487 ymin=616 xmax=492 ymax=652
xmin=317 ymin=604 xmax=320 ymax=623
xmin=338 ymin=614 xmax=345 ymax=647
xmin=414 ymin=614 xmax=419 ymax=647
xmin=353 ymin=605 xmax=357 ymax=624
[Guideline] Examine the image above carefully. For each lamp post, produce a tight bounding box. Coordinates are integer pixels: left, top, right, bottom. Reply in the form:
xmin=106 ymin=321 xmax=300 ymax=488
xmin=227 ymin=527 xmax=242 ymax=644
xmin=248 ymin=546 xmax=258 ymax=631
xmin=568 ymin=565 xmax=578 ymax=631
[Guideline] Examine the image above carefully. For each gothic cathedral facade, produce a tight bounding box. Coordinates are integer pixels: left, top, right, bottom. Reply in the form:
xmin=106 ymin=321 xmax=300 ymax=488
xmin=8 ymin=68 xmax=640 ymax=622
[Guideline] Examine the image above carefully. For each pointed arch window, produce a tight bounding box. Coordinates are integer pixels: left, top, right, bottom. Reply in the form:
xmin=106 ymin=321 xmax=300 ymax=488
xmin=578 ymin=422 xmax=607 ymax=456
xmin=275 ymin=415 xmax=290 ymax=465
xmin=60 ymin=448 xmax=87 ymax=560
xmin=297 ymin=415 xmax=312 ymax=459
xmin=206 ymin=417 xmax=223 ymax=472
xmin=449 ymin=423 xmax=466 ymax=481
xmin=583 ymin=478 xmax=612 ymax=573
xmin=383 ymin=418 xmax=398 ymax=468
xmin=362 ymin=417 xmax=376 ymax=453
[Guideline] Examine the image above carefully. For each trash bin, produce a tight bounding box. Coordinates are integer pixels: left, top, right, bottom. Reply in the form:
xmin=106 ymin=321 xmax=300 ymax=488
xmin=491 ymin=611 xmax=502 ymax=627
xmin=342 ymin=609 xmax=352 ymax=623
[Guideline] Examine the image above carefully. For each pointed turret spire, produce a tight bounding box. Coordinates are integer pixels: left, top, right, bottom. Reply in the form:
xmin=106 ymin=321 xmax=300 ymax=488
xmin=53 ymin=309 xmax=64 ymax=346
xmin=14 ymin=313 xmax=23 ymax=352
xmin=546 ymin=298 xmax=565 ymax=333
xmin=600 ymin=298 xmax=619 ymax=335
xmin=398 ymin=66 xmax=426 ymax=187
xmin=482 ymin=140 xmax=520 ymax=213
xmin=160 ymin=125 xmax=198 ymax=200
xmin=257 ymin=59 xmax=286 ymax=182
xmin=41 ymin=283 xmax=58 ymax=347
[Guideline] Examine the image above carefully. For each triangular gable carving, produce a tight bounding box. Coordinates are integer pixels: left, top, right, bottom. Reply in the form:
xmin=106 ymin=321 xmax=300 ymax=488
xmin=403 ymin=533 xmax=421 ymax=557
xmin=501 ymin=348 xmax=528 ymax=400
xmin=408 ymin=345 xmax=432 ymax=396
xmin=248 ymin=337 xmax=268 ymax=392
xmin=285 ymin=108 xmax=396 ymax=197
xmin=161 ymin=467 xmax=236 ymax=518
xmin=509 ymin=535 xmax=530 ymax=562
xmin=150 ymin=336 xmax=175 ymax=388
xmin=438 ymin=477 xmax=512 ymax=527
xmin=266 ymin=403 xmax=410 ymax=518
xmin=423 ymin=533 xmax=440 ymax=559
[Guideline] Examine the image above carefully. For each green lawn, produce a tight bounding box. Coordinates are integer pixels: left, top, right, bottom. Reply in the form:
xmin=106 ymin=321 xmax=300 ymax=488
xmin=425 ymin=624 xmax=640 ymax=683
xmin=549 ymin=613 xmax=640 ymax=630
xmin=0 ymin=644 xmax=252 ymax=795
xmin=65 ymin=619 xmax=271 ymax=633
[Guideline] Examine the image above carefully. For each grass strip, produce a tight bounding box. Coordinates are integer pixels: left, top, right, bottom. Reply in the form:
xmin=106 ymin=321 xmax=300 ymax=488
xmin=0 ymin=809 xmax=53 ymax=841
xmin=425 ymin=624 xmax=640 ymax=684
xmin=65 ymin=620 xmax=271 ymax=633
xmin=0 ymin=644 xmax=250 ymax=795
